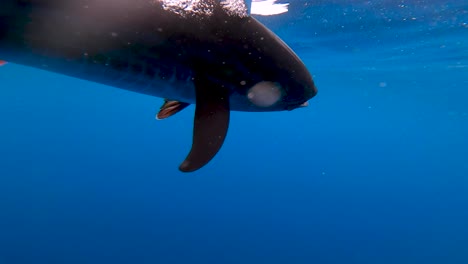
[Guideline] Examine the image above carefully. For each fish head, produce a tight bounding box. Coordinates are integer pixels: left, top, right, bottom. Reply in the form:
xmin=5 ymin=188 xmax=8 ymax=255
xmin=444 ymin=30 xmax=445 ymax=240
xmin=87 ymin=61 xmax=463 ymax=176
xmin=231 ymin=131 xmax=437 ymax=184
xmin=250 ymin=59 xmax=317 ymax=112
xmin=226 ymin=17 xmax=318 ymax=112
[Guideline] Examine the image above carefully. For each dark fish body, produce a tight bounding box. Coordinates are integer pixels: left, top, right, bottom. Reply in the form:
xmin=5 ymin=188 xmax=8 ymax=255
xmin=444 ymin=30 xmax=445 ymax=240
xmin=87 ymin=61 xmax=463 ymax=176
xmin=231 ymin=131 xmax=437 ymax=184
xmin=0 ymin=0 xmax=317 ymax=172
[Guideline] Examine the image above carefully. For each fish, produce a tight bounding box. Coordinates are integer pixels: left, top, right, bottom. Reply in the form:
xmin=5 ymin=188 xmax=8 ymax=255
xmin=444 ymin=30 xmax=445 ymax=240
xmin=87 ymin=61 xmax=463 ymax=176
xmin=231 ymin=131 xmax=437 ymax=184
xmin=0 ymin=0 xmax=317 ymax=172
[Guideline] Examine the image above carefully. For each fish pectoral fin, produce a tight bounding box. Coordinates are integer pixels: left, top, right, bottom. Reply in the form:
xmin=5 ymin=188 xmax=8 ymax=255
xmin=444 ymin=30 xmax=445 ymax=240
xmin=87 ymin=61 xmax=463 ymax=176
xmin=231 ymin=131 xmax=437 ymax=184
xmin=179 ymin=77 xmax=231 ymax=172
xmin=0 ymin=60 xmax=7 ymax=66
xmin=156 ymin=99 xmax=190 ymax=120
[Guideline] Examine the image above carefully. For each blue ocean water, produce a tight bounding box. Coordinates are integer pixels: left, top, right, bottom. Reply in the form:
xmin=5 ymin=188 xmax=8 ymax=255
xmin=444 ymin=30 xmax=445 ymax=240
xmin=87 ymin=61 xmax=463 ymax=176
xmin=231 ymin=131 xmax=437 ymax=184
xmin=0 ymin=0 xmax=467 ymax=263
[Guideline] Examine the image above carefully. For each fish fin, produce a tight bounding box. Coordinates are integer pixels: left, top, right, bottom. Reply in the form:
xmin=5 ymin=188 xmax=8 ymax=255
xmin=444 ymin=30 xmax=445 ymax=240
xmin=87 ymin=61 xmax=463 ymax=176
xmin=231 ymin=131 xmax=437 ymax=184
xmin=0 ymin=60 xmax=7 ymax=66
xmin=220 ymin=0 xmax=250 ymax=17
xmin=160 ymin=0 xmax=249 ymax=17
xmin=156 ymin=99 xmax=190 ymax=120
xmin=179 ymin=77 xmax=230 ymax=172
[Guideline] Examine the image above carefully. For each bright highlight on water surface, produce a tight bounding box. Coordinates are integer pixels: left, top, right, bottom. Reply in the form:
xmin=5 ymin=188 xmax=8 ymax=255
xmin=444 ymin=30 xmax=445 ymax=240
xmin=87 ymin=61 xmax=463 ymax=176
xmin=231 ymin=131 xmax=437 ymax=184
xmin=251 ymin=0 xmax=289 ymax=16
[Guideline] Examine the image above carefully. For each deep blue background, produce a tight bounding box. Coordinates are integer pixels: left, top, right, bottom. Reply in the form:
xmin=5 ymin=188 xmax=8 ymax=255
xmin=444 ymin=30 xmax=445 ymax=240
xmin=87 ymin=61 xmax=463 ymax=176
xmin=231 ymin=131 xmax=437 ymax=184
xmin=1 ymin=1 xmax=467 ymax=263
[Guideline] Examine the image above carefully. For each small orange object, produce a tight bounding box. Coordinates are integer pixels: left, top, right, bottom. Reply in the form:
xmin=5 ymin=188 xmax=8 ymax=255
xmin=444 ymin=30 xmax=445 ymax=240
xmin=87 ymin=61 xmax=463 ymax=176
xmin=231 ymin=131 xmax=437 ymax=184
xmin=0 ymin=60 xmax=7 ymax=66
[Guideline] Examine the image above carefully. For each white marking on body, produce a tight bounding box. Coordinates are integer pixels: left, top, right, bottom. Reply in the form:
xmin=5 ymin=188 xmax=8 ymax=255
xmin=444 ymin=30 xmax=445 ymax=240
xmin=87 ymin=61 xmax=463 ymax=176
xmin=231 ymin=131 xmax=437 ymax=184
xmin=247 ymin=81 xmax=282 ymax=107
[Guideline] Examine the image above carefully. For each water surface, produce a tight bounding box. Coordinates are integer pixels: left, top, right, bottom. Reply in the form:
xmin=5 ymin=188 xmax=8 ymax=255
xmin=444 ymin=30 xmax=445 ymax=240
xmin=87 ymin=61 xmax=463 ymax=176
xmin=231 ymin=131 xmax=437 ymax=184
xmin=0 ymin=1 xmax=467 ymax=263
